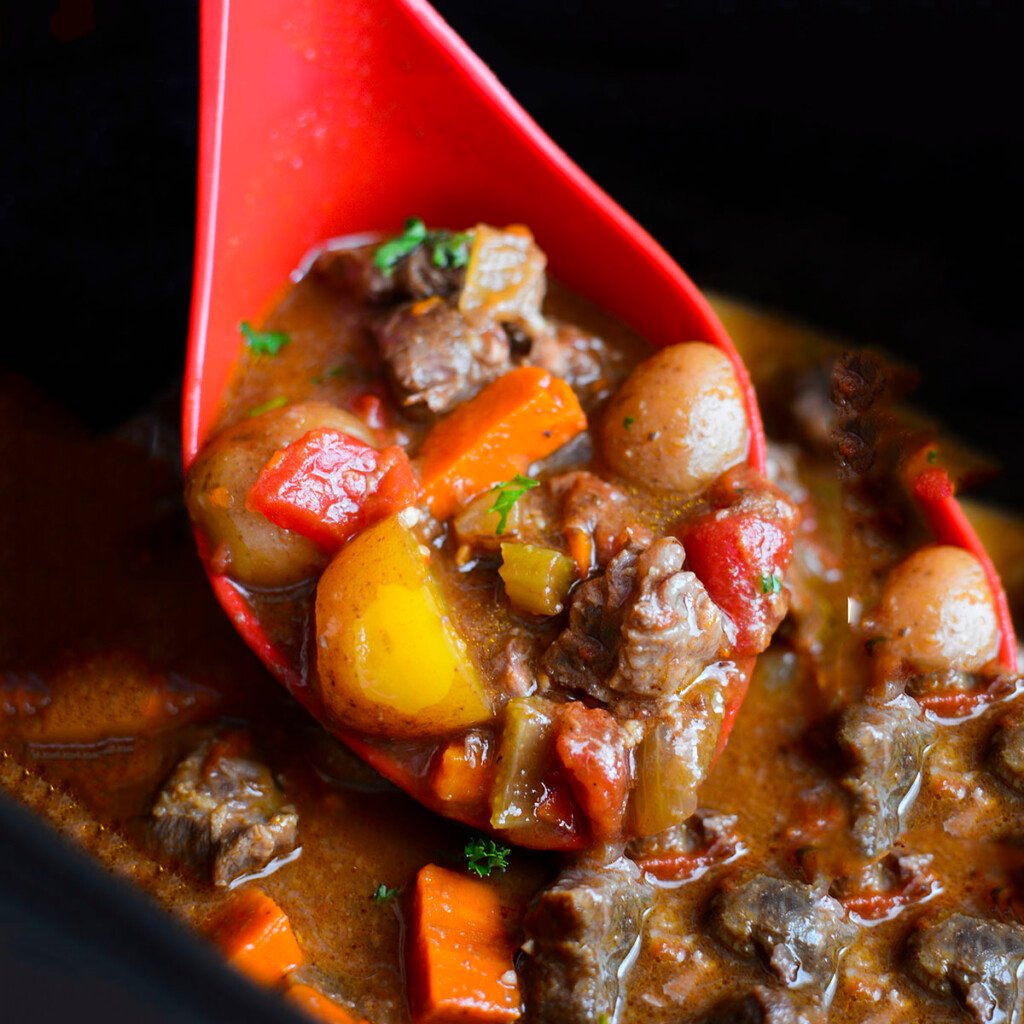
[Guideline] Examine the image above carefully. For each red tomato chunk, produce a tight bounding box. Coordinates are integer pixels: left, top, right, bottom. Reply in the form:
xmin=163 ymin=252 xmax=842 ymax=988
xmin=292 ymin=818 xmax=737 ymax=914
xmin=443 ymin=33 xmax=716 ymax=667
xmin=248 ymin=428 xmax=418 ymax=550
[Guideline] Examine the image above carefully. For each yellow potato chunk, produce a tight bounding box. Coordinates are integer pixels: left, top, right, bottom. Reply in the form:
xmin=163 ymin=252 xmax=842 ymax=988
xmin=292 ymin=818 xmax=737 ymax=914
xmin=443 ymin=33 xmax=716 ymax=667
xmin=316 ymin=515 xmax=491 ymax=738
xmin=600 ymin=342 xmax=748 ymax=496
xmin=875 ymin=545 xmax=999 ymax=673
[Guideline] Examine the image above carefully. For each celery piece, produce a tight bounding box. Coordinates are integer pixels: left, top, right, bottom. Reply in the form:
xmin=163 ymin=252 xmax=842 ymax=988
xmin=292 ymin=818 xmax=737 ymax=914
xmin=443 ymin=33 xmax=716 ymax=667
xmin=499 ymin=543 xmax=576 ymax=616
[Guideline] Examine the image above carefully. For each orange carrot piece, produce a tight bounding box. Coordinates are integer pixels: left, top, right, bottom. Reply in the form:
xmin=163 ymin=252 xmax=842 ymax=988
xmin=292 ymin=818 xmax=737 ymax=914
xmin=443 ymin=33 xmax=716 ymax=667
xmin=418 ymin=367 xmax=586 ymax=520
xmin=285 ymin=984 xmax=368 ymax=1024
xmin=431 ymin=734 xmax=494 ymax=806
xmin=210 ymin=888 xmax=303 ymax=986
xmin=407 ymin=865 xmax=522 ymax=1024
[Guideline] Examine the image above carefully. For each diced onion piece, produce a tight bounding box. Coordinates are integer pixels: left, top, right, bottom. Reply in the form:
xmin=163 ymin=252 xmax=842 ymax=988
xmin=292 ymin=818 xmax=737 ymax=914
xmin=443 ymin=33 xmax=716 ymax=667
xmin=631 ymin=670 xmax=728 ymax=836
xmin=459 ymin=224 xmax=546 ymax=321
xmin=490 ymin=697 xmax=556 ymax=831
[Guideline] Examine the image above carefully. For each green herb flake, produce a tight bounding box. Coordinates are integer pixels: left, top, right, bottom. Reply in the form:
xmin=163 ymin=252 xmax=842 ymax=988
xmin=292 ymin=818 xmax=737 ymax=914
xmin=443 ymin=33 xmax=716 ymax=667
xmin=489 ymin=474 xmax=540 ymax=536
xmin=312 ymin=364 xmax=358 ymax=385
xmin=927 ymin=449 xmax=939 ymax=464
xmin=597 ymin=1015 xmax=612 ymax=1024
xmin=464 ymin=836 xmax=511 ymax=878
xmin=430 ymin=230 xmax=473 ymax=270
xmin=374 ymin=217 xmax=429 ymax=276
xmin=247 ymin=395 xmax=288 ymax=418
xmin=371 ymin=883 xmax=398 ymax=904
xmin=760 ymin=572 xmax=782 ymax=595
xmin=623 ymin=416 xmax=635 ymax=430
xmin=240 ymin=321 xmax=290 ymax=357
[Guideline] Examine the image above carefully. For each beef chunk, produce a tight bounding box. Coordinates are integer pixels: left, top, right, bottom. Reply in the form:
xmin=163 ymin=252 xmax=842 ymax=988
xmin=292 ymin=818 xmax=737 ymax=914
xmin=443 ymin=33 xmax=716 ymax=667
xmin=836 ymin=693 xmax=934 ymax=857
xmin=312 ymin=243 xmax=464 ymax=305
xmin=375 ymin=302 xmax=511 ymax=415
xmin=627 ymin=808 xmax=743 ymax=881
xmin=542 ymin=538 xmax=728 ymax=704
xmin=711 ymin=876 xmax=856 ymax=991
xmin=527 ymin=324 xmax=605 ymax=391
xmin=548 ymin=471 xmax=652 ymax=574
xmin=991 ymin=709 xmax=1024 ymax=792
xmin=700 ymin=986 xmax=803 ymax=1024
xmin=520 ymin=856 xmax=654 ymax=1024
xmin=152 ymin=733 xmax=298 ymax=886
xmin=907 ymin=913 xmax=1024 ymax=1024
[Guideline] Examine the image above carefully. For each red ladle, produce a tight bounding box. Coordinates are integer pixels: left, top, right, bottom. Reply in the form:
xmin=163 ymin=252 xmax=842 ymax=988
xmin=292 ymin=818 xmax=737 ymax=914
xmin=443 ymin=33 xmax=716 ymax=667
xmin=182 ymin=0 xmax=1015 ymax=844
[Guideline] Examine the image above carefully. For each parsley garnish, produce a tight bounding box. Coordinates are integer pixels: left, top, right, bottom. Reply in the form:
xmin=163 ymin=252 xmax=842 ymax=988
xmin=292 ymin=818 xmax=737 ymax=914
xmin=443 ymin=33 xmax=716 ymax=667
xmin=373 ymin=217 xmax=474 ymax=276
xmin=623 ymin=416 xmax=635 ymax=430
xmin=374 ymin=217 xmax=429 ymax=275
xmin=431 ymin=230 xmax=472 ymax=269
xmin=489 ymin=474 xmax=539 ymax=536
xmin=371 ymin=883 xmax=397 ymax=904
xmin=927 ymin=449 xmax=939 ymax=464
xmin=248 ymin=395 xmax=288 ymax=417
xmin=464 ymin=837 xmax=511 ymax=878
xmin=760 ymin=572 xmax=782 ymax=595
xmin=597 ymin=1015 xmax=611 ymax=1024
xmin=240 ymin=321 xmax=290 ymax=356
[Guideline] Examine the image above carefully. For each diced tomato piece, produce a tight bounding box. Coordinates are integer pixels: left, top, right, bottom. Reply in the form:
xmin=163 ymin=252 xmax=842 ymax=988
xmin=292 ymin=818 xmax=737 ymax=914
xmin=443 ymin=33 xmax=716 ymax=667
xmin=681 ymin=466 xmax=798 ymax=657
xmin=249 ymin=428 xmax=418 ymax=550
xmin=554 ymin=703 xmax=628 ymax=841
xmin=351 ymin=392 xmax=389 ymax=432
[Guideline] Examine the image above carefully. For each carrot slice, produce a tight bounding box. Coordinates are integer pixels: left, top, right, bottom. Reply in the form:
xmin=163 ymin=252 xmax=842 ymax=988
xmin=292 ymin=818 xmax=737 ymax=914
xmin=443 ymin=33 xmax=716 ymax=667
xmin=285 ymin=984 xmax=368 ymax=1024
xmin=406 ymin=865 xmax=522 ymax=1024
xmin=418 ymin=367 xmax=586 ymax=520
xmin=210 ymin=888 xmax=303 ymax=986
xmin=431 ymin=733 xmax=494 ymax=807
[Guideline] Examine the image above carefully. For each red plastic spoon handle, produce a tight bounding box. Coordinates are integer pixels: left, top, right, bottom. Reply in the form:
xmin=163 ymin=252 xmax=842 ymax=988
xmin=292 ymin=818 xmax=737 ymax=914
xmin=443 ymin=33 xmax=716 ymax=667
xmin=912 ymin=467 xmax=1018 ymax=672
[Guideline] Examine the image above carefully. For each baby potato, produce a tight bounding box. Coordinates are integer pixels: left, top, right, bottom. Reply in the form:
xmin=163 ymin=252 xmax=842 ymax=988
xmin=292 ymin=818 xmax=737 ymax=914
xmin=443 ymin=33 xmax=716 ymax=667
xmin=875 ymin=545 xmax=1000 ymax=674
xmin=316 ymin=514 xmax=491 ymax=738
xmin=185 ymin=402 xmax=373 ymax=589
xmin=600 ymin=342 xmax=748 ymax=495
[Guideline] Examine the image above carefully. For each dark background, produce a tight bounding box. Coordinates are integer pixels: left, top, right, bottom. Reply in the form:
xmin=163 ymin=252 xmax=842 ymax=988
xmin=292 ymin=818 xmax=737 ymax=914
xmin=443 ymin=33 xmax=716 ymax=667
xmin=2 ymin=1 xmax=1022 ymax=1020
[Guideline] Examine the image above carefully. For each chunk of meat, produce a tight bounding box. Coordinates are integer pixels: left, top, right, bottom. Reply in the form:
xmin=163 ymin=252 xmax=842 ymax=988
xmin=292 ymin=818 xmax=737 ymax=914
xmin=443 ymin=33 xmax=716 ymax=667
xmin=711 ymin=876 xmax=857 ymax=991
xmin=152 ymin=733 xmax=298 ymax=886
xmin=375 ymin=301 xmax=512 ymax=415
xmin=699 ymin=986 xmax=803 ymax=1024
xmin=312 ymin=243 xmax=464 ymax=305
xmin=542 ymin=539 xmax=728 ymax=704
xmin=990 ymin=708 xmax=1024 ymax=793
xmin=527 ymin=324 xmax=605 ymax=392
xmin=548 ymin=471 xmax=652 ymax=577
xmin=907 ymin=913 xmax=1024 ymax=1024
xmin=836 ymin=693 xmax=934 ymax=857
xmin=627 ymin=808 xmax=743 ymax=881
xmin=520 ymin=856 xmax=654 ymax=1024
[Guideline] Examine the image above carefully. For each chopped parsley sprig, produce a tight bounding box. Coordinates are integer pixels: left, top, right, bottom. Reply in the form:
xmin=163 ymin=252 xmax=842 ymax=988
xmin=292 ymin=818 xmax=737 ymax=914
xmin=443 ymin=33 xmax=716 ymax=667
xmin=240 ymin=321 xmax=290 ymax=357
xmin=373 ymin=217 xmax=473 ymax=276
xmin=760 ymin=572 xmax=782 ymax=595
xmin=371 ymin=883 xmax=398 ymax=904
xmin=464 ymin=836 xmax=511 ymax=878
xmin=489 ymin=474 xmax=539 ymax=536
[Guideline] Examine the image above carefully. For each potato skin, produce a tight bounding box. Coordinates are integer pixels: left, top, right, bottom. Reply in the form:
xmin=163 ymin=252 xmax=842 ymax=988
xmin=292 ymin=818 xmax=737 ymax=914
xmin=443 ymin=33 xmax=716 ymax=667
xmin=185 ymin=402 xmax=373 ymax=589
xmin=600 ymin=342 xmax=748 ymax=496
xmin=875 ymin=545 xmax=999 ymax=673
